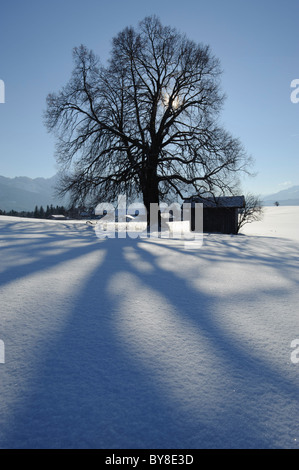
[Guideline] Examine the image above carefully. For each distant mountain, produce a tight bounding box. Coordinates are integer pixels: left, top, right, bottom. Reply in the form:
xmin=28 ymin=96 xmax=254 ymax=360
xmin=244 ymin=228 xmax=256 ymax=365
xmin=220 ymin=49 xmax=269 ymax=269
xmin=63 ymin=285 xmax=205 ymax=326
xmin=2 ymin=175 xmax=298 ymax=211
xmin=0 ymin=174 xmax=66 ymax=212
xmin=262 ymin=185 xmax=299 ymax=206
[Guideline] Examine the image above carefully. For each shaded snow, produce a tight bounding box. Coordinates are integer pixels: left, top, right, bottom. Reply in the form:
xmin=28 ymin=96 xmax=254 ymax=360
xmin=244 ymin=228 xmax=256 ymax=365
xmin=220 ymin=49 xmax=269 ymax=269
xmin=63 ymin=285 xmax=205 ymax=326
xmin=0 ymin=208 xmax=298 ymax=449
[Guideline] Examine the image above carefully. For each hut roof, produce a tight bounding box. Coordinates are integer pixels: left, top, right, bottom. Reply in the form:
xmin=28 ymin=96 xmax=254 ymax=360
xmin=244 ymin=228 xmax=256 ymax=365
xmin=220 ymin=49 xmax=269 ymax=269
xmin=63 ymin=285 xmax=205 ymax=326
xmin=184 ymin=195 xmax=245 ymax=208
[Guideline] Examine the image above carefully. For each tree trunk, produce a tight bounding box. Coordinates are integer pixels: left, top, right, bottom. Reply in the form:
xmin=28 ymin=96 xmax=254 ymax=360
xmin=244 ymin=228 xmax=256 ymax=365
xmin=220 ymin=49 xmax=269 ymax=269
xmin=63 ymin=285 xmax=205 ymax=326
xmin=141 ymin=167 xmax=160 ymax=229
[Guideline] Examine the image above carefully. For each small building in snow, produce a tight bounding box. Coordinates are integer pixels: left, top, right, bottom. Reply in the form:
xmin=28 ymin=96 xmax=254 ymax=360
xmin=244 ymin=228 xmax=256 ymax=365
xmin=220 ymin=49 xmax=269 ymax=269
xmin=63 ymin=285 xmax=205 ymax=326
xmin=184 ymin=195 xmax=245 ymax=234
xmin=48 ymin=214 xmax=66 ymax=220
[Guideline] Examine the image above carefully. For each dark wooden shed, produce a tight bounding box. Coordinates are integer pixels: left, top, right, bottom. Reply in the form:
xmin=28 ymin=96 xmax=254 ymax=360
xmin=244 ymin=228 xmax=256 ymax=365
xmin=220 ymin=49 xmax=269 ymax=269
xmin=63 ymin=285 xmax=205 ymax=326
xmin=184 ymin=195 xmax=245 ymax=234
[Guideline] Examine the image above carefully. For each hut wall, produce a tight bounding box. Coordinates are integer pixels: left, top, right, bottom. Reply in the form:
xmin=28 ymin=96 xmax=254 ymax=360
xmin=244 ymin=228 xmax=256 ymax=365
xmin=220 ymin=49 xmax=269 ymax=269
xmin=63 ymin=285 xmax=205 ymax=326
xmin=191 ymin=207 xmax=238 ymax=234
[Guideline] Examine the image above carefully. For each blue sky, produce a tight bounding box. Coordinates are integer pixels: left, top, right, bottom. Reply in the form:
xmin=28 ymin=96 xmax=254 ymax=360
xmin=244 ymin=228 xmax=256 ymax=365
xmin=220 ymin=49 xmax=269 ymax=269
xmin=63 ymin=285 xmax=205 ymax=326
xmin=0 ymin=0 xmax=298 ymax=195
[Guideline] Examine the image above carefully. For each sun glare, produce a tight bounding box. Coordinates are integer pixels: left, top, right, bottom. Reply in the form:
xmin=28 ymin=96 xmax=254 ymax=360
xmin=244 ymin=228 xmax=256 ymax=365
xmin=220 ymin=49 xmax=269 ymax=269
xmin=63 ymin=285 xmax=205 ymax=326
xmin=161 ymin=91 xmax=180 ymax=110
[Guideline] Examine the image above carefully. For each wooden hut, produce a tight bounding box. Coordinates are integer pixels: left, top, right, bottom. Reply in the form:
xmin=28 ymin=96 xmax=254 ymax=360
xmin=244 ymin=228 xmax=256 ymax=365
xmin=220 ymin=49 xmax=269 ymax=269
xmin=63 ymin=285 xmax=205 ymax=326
xmin=48 ymin=214 xmax=66 ymax=220
xmin=184 ymin=195 xmax=245 ymax=234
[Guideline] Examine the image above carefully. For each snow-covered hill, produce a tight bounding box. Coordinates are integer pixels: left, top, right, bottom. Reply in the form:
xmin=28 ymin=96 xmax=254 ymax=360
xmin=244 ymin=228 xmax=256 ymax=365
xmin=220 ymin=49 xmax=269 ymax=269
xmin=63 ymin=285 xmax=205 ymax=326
xmin=0 ymin=207 xmax=298 ymax=449
xmin=240 ymin=205 xmax=299 ymax=241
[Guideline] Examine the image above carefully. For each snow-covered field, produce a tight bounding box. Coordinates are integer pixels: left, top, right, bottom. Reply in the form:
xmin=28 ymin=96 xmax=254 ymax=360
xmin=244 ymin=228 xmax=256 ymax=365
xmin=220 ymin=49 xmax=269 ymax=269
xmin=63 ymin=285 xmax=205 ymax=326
xmin=0 ymin=206 xmax=298 ymax=449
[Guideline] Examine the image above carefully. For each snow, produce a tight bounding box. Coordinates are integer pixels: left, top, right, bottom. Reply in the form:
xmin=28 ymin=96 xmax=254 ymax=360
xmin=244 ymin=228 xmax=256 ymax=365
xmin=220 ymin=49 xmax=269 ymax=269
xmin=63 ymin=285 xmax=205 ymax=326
xmin=0 ymin=207 xmax=298 ymax=449
xmin=240 ymin=205 xmax=299 ymax=241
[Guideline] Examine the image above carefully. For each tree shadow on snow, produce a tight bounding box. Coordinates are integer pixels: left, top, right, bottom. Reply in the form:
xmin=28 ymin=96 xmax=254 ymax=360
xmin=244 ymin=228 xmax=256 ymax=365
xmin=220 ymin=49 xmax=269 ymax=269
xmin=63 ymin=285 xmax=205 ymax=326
xmin=0 ymin=226 xmax=299 ymax=449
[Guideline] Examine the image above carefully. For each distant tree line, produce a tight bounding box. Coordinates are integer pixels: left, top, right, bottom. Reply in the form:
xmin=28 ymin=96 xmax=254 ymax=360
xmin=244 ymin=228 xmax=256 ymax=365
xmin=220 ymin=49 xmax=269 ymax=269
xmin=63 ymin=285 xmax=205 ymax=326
xmin=0 ymin=204 xmax=91 ymax=219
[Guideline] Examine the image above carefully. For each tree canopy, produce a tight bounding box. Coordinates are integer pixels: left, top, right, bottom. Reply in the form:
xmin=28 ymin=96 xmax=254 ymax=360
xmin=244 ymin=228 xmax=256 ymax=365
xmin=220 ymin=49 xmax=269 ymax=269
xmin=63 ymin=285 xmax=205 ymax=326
xmin=45 ymin=15 xmax=252 ymax=213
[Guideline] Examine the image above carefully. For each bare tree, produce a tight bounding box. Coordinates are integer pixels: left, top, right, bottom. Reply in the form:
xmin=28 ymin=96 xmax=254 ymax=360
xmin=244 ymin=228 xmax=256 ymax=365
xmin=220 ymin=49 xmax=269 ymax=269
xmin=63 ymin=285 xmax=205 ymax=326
xmin=237 ymin=193 xmax=263 ymax=233
xmin=45 ymin=15 xmax=252 ymax=215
